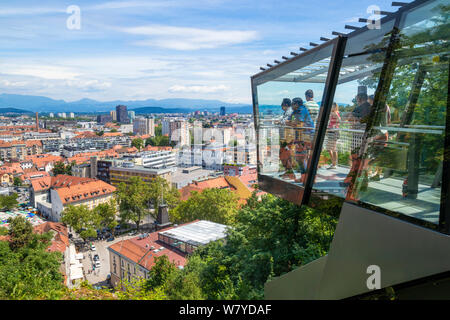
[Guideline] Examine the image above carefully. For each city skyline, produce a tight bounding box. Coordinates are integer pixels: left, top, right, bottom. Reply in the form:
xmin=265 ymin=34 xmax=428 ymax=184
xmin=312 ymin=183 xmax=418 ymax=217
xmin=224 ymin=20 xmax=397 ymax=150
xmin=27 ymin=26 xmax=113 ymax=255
xmin=0 ymin=0 xmax=393 ymax=104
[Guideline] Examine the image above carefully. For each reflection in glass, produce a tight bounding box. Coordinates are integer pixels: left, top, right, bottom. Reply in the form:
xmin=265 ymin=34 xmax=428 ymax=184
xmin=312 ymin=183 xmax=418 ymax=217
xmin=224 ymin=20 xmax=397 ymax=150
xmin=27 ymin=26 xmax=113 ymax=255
xmin=312 ymin=44 xmax=387 ymax=198
xmin=256 ymin=47 xmax=333 ymax=188
xmin=347 ymin=1 xmax=449 ymax=224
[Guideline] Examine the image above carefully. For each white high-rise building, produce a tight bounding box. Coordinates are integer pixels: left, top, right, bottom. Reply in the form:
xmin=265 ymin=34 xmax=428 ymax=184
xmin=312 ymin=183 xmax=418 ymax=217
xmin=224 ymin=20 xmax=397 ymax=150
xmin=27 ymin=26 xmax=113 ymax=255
xmin=169 ymin=120 xmax=189 ymax=147
xmin=49 ymin=113 xmax=54 ymax=118
xmin=162 ymin=118 xmax=172 ymax=136
xmin=69 ymin=112 xmax=75 ymax=118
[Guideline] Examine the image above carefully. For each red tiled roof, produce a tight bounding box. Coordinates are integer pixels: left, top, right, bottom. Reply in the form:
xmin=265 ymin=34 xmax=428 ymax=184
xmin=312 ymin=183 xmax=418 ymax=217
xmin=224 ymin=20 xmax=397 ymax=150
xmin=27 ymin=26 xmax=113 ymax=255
xmin=21 ymin=170 xmax=50 ymax=181
xmin=73 ymin=131 xmax=98 ymax=139
xmin=56 ymin=179 xmax=116 ymax=205
xmin=34 ymin=222 xmax=69 ymax=253
xmin=180 ymin=177 xmax=232 ymax=201
xmin=31 ymin=174 xmax=92 ymax=192
xmin=103 ymin=132 xmax=123 ymax=137
xmin=144 ymin=145 xmax=172 ymax=152
xmin=109 ymin=224 xmax=190 ymax=271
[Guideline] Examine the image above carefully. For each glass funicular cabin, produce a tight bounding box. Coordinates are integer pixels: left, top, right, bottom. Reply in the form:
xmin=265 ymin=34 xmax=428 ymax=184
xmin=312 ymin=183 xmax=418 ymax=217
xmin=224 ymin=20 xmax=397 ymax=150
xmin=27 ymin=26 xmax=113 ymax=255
xmin=251 ymin=0 xmax=450 ymax=299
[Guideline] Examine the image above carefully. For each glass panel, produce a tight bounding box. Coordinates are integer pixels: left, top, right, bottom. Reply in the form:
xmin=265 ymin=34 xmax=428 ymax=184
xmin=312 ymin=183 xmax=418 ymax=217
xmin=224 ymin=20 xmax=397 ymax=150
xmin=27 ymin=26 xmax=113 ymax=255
xmin=346 ymin=0 xmax=449 ymax=224
xmin=311 ymin=18 xmax=395 ymax=199
xmin=255 ymin=43 xmax=334 ymax=199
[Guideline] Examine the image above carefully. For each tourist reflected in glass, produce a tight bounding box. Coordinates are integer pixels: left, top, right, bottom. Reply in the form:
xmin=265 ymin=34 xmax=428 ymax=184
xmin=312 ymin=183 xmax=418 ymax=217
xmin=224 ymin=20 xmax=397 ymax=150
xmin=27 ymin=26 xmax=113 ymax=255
xmin=287 ymin=97 xmax=314 ymax=184
xmin=326 ymin=102 xmax=341 ymax=170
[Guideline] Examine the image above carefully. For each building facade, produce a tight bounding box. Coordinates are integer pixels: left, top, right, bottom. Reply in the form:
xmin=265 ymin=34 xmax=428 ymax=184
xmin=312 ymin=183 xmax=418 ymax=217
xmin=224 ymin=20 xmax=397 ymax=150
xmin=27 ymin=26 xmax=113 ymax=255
xmin=116 ymin=105 xmax=129 ymax=124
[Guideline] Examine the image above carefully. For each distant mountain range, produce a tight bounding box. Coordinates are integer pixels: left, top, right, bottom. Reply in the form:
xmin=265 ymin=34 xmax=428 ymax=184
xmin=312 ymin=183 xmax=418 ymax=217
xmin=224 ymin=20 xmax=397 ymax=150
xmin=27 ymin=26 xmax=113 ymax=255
xmin=0 ymin=94 xmax=252 ymax=114
xmin=0 ymin=107 xmax=33 ymax=114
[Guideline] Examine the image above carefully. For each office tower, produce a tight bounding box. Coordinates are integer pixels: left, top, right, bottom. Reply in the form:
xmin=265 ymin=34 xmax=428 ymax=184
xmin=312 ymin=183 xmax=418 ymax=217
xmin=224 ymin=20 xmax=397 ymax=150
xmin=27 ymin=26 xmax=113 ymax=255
xmin=128 ymin=111 xmax=135 ymax=123
xmin=49 ymin=113 xmax=54 ymax=118
xmin=116 ymin=105 xmax=129 ymax=124
xmin=110 ymin=110 xmax=117 ymax=121
xmin=220 ymin=106 xmax=226 ymax=116
xmin=35 ymin=112 xmax=39 ymax=131
xmin=69 ymin=112 xmax=75 ymax=118
xmin=97 ymin=114 xmax=112 ymax=124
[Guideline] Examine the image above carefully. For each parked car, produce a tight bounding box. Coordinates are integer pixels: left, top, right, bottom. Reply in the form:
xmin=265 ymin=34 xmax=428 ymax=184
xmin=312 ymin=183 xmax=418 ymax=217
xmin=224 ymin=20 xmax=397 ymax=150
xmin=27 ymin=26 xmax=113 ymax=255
xmin=90 ymin=244 xmax=96 ymax=251
xmin=94 ymin=261 xmax=101 ymax=268
xmin=93 ymin=254 xmax=100 ymax=261
xmin=106 ymin=236 xmax=115 ymax=242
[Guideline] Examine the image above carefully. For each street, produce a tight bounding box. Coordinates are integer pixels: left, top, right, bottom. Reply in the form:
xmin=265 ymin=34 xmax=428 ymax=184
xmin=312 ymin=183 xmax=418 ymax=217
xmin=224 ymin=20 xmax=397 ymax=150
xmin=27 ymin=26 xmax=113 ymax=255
xmin=80 ymin=233 xmax=141 ymax=288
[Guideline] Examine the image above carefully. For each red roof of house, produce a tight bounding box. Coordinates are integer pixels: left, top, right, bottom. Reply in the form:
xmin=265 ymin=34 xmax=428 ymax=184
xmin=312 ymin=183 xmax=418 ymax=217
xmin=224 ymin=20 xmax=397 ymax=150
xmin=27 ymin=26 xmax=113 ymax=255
xmin=56 ymin=179 xmax=116 ymax=205
xmin=179 ymin=176 xmax=232 ymax=201
xmin=109 ymin=224 xmax=190 ymax=271
xmin=30 ymin=174 xmax=92 ymax=192
xmin=144 ymin=145 xmax=172 ymax=152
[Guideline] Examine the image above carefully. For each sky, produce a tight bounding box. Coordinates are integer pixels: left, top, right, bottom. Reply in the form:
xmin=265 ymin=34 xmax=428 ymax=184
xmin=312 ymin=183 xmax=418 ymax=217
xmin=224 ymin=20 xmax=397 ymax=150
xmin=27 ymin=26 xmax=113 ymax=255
xmin=0 ymin=0 xmax=395 ymax=104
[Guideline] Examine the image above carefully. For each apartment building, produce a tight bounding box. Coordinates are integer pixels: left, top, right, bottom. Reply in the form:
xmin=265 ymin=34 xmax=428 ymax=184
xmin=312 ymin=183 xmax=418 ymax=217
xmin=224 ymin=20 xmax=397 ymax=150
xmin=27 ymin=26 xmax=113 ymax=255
xmin=133 ymin=117 xmax=155 ymax=136
xmin=169 ymin=120 xmax=189 ymax=147
xmin=0 ymin=140 xmax=43 ymax=161
xmin=31 ymin=175 xmax=116 ymax=221
xmin=109 ymin=161 xmax=173 ymax=186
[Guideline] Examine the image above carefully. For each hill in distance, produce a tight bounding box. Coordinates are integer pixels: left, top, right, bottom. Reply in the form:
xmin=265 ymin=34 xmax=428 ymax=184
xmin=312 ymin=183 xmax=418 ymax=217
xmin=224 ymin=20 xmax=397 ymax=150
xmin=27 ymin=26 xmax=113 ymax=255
xmin=0 ymin=94 xmax=252 ymax=114
xmin=0 ymin=107 xmax=33 ymax=114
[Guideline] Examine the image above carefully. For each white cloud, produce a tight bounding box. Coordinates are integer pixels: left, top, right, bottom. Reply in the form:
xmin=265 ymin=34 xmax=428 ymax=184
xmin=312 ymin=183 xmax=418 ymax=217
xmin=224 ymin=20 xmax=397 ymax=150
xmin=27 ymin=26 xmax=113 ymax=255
xmin=89 ymin=0 xmax=175 ymax=10
xmin=0 ymin=80 xmax=27 ymax=87
xmin=0 ymin=7 xmax=65 ymax=16
xmin=169 ymin=84 xmax=229 ymax=93
xmin=63 ymin=79 xmax=112 ymax=90
xmin=121 ymin=25 xmax=258 ymax=50
xmin=343 ymin=17 xmax=360 ymax=23
xmin=3 ymin=65 xmax=80 ymax=80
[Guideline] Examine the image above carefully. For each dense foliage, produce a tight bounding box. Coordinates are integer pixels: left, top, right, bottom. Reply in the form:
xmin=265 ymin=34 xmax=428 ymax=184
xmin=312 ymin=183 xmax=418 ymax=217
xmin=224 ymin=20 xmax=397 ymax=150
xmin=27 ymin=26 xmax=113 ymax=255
xmin=0 ymin=217 xmax=65 ymax=299
xmin=131 ymin=138 xmax=144 ymax=151
xmin=52 ymin=161 xmax=74 ymax=176
xmin=116 ymin=176 xmax=179 ymax=231
xmin=0 ymin=193 xmax=18 ymax=210
xmin=170 ymin=188 xmax=239 ymax=225
xmin=114 ymin=193 xmax=337 ymax=300
xmin=61 ymin=200 xmax=117 ymax=240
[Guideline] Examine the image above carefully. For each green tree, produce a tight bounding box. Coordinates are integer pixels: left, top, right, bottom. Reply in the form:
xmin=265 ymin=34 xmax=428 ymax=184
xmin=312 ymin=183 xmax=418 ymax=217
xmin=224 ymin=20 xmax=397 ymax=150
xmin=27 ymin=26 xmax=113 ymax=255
xmin=174 ymin=194 xmax=337 ymax=300
xmin=93 ymin=199 xmax=118 ymax=234
xmin=52 ymin=161 xmax=73 ymax=176
xmin=148 ymin=176 xmax=180 ymax=215
xmin=13 ymin=177 xmax=22 ymax=187
xmin=61 ymin=205 xmax=98 ymax=241
xmin=132 ymin=138 xmax=144 ymax=151
xmin=7 ymin=216 xmax=33 ymax=250
xmin=145 ymin=135 xmax=170 ymax=147
xmin=154 ymin=125 xmax=162 ymax=136
xmin=145 ymin=255 xmax=178 ymax=290
xmin=0 ymin=193 xmax=18 ymax=211
xmin=0 ymin=230 xmax=65 ymax=299
xmin=110 ymin=128 xmax=118 ymax=133
xmin=116 ymin=177 xmax=150 ymax=231
xmin=96 ymin=130 xmax=104 ymax=136
xmin=170 ymin=188 xmax=239 ymax=225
